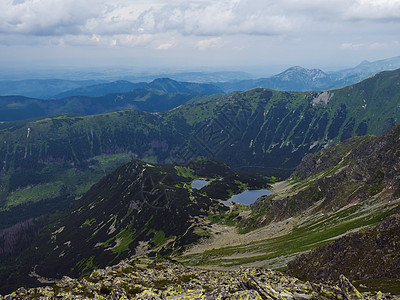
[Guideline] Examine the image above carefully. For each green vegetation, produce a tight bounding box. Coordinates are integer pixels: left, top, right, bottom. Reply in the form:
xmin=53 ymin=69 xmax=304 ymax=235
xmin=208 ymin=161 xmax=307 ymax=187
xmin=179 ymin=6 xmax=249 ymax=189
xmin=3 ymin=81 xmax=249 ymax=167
xmin=1 ymin=70 xmax=400 ymax=295
xmin=174 ymin=166 xmax=195 ymax=179
xmin=182 ymin=201 xmax=397 ymax=268
xmin=1 ymin=69 xmax=400 ymax=215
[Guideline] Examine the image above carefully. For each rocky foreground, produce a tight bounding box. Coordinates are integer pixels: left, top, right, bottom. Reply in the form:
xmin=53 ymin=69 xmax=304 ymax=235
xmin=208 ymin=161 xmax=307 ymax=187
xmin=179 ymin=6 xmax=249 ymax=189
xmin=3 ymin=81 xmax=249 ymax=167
xmin=1 ymin=260 xmax=398 ymax=299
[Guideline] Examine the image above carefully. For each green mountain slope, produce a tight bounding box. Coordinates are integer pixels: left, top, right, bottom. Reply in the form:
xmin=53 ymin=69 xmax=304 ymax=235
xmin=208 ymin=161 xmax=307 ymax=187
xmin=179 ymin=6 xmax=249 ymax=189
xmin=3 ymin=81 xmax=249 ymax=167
xmin=286 ymin=213 xmax=400 ymax=294
xmin=0 ymin=69 xmax=400 ymax=214
xmin=179 ymin=125 xmax=400 ymax=293
xmin=2 ymin=124 xmax=400 ymax=295
xmin=247 ymin=122 xmax=400 ymax=229
xmin=0 ymin=158 xmax=268 ymax=293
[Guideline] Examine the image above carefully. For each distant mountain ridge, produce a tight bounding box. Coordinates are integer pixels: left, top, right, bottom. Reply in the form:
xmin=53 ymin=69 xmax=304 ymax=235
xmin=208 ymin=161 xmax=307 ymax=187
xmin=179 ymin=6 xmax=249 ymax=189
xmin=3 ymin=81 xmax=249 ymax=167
xmin=53 ymin=78 xmax=224 ymax=98
xmin=217 ymin=56 xmax=400 ymax=92
xmin=0 ymin=78 xmax=224 ymax=122
xmin=2 ymin=56 xmax=400 ymax=98
xmin=0 ymin=79 xmax=106 ymax=99
xmin=53 ymin=80 xmax=147 ymax=98
xmin=217 ymin=66 xmax=332 ymax=92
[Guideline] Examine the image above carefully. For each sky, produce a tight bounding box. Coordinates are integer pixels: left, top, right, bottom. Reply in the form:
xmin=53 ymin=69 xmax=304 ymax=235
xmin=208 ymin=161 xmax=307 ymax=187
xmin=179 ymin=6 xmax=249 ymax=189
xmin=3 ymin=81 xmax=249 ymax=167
xmin=0 ymin=0 xmax=400 ymax=76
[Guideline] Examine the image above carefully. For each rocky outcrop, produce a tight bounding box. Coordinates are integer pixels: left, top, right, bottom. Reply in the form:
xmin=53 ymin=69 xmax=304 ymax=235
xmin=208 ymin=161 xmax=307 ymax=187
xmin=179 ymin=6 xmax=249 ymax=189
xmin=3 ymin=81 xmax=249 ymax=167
xmin=0 ymin=260 xmax=396 ymax=299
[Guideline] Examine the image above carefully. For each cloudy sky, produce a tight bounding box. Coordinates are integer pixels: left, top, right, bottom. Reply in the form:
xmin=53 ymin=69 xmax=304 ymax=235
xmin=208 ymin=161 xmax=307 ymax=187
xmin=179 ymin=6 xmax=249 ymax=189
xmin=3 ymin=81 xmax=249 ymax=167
xmin=1 ymin=0 xmax=400 ymax=75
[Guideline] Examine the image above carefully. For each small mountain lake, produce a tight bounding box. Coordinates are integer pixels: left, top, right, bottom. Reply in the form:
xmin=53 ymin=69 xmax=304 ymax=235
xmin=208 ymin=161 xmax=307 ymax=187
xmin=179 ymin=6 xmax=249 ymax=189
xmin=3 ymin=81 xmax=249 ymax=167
xmin=222 ymin=189 xmax=271 ymax=206
xmin=191 ymin=179 xmax=210 ymax=189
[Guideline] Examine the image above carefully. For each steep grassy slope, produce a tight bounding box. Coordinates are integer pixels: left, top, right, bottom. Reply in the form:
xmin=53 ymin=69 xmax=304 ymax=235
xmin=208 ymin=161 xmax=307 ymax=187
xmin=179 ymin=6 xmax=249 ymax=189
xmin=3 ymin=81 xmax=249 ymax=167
xmin=286 ymin=213 xmax=400 ymax=294
xmin=0 ymin=69 xmax=399 ymax=214
xmin=0 ymin=158 xmax=268 ymax=293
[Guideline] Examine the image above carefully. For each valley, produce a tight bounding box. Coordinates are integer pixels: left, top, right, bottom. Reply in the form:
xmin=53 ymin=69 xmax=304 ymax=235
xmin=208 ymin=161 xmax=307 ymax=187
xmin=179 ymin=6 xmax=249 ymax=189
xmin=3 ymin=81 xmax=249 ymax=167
xmin=1 ymin=68 xmax=400 ymax=217
xmin=0 ymin=66 xmax=400 ymax=298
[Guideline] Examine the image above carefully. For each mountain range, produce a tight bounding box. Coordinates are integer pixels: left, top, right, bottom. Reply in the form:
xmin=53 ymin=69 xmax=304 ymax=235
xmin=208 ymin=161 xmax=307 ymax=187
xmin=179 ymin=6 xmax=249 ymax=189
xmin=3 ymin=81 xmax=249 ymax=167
xmin=1 ymin=123 xmax=400 ymax=294
xmin=1 ymin=56 xmax=400 ymax=98
xmin=0 ymin=79 xmax=106 ymax=99
xmin=0 ymin=68 xmax=399 ymax=217
xmin=53 ymin=78 xmax=224 ymax=98
xmin=0 ymin=78 xmax=223 ymax=123
xmin=217 ymin=56 xmax=400 ymax=92
xmin=1 ymin=63 xmax=400 ymax=296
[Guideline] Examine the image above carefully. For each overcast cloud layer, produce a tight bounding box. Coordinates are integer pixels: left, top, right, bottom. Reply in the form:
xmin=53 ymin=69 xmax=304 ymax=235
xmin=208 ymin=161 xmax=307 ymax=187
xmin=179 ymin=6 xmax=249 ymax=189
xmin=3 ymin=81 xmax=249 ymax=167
xmin=1 ymin=0 xmax=400 ymax=72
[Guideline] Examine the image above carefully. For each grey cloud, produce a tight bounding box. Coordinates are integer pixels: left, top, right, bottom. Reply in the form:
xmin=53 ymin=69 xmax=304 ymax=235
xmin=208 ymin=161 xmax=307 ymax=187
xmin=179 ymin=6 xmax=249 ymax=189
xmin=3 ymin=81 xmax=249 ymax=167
xmin=344 ymin=0 xmax=400 ymax=22
xmin=0 ymin=0 xmax=399 ymax=46
xmin=0 ymin=0 xmax=294 ymax=38
xmin=135 ymin=1 xmax=293 ymax=36
xmin=0 ymin=0 xmax=102 ymax=36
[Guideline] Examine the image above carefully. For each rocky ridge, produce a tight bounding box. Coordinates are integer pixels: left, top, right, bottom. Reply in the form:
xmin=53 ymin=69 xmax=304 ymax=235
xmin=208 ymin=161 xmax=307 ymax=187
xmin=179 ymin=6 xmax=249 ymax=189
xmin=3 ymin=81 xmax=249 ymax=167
xmin=1 ymin=260 xmax=397 ymax=299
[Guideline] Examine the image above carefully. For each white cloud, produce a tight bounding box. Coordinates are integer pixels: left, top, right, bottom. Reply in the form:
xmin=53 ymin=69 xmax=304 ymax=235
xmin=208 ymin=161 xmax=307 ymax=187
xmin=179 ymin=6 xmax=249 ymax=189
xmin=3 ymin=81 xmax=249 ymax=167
xmin=0 ymin=0 xmax=295 ymax=39
xmin=157 ymin=42 xmax=175 ymax=50
xmin=0 ymin=0 xmax=399 ymax=69
xmin=340 ymin=43 xmax=366 ymax=49
xmin=340 ymin=40 xmax=400 ymax=50
xmin=138 ymin=0 xmax=294 ymax=36
xmin=0 ymin=0 xmax=102 ymax=35
xmin=196 ymin=37 xmax=223 ymax=50
xmin=344 ymin=0 xmax=400 ymax=21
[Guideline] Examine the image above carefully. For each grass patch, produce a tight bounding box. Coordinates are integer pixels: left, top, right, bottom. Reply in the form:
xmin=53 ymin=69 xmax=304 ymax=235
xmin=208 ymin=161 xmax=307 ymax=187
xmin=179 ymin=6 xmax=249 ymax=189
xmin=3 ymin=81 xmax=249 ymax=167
xmin=178 ymin=274 xmax=199 ymax=283
xmin=7 ymin=181 xmax=64 ymax=207
xmin=153 ymin=279 xmax=175 ymax=290
xmin=174 ymin=166 xmax=195 ymax=179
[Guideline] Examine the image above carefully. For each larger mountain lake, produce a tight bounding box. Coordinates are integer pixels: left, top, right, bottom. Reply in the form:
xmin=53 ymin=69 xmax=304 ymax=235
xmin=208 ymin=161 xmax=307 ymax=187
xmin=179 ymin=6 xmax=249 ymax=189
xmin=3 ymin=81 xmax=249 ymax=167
xmin=222 ymin=189 xmax=271 ymax=206
xmin=191 ymin=179 xmax=271 ymax=205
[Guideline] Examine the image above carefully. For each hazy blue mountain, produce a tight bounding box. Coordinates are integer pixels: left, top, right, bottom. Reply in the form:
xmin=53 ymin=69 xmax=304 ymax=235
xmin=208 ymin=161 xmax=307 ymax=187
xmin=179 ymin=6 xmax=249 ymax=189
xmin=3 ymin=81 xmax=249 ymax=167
xmin=0 ymin=79 xmax=106 ymax=99
xmin=53 ymin=80 xmax=147 ymax=98
xmin=217 ymin=66 xmax=332 ymax=92
xmin=0 ymin=88 xmax=221 ymax=122
xmin=54 ymin=78 xmax=224 ymax=98
xmin=146 ymin=78 xmax=224 ymax=94
xmin=327 ymin=56 xmax=400 ymax=89
xmin=332 ymin=56 xmax=400 ymax=80
xmin=216 ymin=56 xmax=400 ymax=92
xmin=146 ymin=71 xmax=255 ymax=83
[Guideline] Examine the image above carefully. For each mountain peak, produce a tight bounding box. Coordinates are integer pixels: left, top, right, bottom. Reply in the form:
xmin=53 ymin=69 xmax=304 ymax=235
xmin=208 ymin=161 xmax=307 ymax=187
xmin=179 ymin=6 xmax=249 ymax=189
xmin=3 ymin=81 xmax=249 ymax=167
xmin=359 ymin=59 xmax=371 ymax=66
xmin=149 ymin=77 xmax=177 ymax=84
